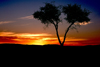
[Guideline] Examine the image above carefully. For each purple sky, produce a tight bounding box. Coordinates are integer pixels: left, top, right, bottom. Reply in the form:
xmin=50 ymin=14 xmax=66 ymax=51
xmin=0 ymin=0 xmax=100 ymax=39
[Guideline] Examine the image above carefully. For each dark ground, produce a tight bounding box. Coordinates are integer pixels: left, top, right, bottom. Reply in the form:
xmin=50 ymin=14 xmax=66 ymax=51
xmin=0 ymin=44 xmax=100 ymax=53
xmin=0 ymin=43 xmax=100 ymax=47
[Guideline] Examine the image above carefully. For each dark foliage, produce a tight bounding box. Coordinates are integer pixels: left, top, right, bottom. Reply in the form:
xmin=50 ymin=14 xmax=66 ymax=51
xmin=33 ymin=3 xmax=61 ymax=25
xmin=63 ymin=4 xmax=91 ymax=23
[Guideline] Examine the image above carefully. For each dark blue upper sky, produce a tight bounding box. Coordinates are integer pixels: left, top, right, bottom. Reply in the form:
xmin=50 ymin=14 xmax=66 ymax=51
xmin=0 ymin=0 xmax=100 ymax=16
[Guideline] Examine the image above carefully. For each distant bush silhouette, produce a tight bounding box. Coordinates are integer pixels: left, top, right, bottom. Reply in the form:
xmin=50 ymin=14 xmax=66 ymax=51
xmin=33 ymin=2 xmax=91 ymax=46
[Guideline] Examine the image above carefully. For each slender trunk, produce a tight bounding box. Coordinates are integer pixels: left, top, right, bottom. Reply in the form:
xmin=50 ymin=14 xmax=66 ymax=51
xmin=54 ymin=25 xmax=62 ymax=45
xmin=62 ymin=23 xmax=74 ymax=45
xmin=51 ymin=20 xmax=62 ymax=45
xmin=61 ymin=43 xmax=63 ymax=46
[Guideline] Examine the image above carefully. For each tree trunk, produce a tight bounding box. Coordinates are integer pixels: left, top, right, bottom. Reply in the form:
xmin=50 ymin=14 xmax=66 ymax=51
xmin=61 ymin=43 xmax=63 ymax=46
xmin=62 ymin=23 xmax=74 ymax=45
xmin=53 ymin=22 xmax=74 ymax=46
xmin=55 ymin=25 xmax=62 ymax=45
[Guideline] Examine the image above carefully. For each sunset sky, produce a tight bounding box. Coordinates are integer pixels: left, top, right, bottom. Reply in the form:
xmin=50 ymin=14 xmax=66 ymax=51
xmin=0 ymin=0 xmax=100 ymax=46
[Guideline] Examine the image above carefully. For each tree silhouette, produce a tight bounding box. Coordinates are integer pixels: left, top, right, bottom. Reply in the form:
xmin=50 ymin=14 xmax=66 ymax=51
xmin=33 ymin=2 xmax=91 ymax=46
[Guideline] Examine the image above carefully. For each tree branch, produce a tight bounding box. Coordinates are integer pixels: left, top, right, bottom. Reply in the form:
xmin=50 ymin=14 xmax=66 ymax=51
xmin=62 ymin=23 xmax=74 ymax=44
xmin=50 ymin=20 xmax=56 ymax=26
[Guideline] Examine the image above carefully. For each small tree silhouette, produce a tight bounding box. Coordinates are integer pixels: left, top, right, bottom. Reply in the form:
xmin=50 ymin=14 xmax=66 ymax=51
xmin=33 ymin=2 xmax=91 ymax=46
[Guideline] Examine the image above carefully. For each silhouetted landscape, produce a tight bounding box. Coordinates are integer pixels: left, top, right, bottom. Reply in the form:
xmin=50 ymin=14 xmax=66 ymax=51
xmin=0 ymin=44 xmax=100 ymax=47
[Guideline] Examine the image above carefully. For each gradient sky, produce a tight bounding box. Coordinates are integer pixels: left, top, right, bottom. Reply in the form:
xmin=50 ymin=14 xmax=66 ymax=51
xmin=0 ymin=0 xmax=100 ymax=46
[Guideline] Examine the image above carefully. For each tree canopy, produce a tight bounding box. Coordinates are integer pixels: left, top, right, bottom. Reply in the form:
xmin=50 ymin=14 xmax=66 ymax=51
xmin=33 ymin=3 xmax=61 ymax=25
xmin=63 ymin=4 xmax=91 ymax=23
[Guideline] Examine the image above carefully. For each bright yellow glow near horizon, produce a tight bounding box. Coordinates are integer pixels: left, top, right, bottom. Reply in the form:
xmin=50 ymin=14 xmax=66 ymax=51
xmin=29 ymin=40 xmax=45 ymax=45
xmin=1 ymin=32 xmax=99 ymax=46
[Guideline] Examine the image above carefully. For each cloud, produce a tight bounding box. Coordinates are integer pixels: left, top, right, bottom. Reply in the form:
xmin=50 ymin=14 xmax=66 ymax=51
xmin=0 ymin=32 xmax=52 ymax=45
xmin=74 ymin=22 xmax=91 ymax=25
xmin=0 ymin=32 xmax=14 ymax=36
xmin=0 ymin=32 xmax=52 ymax=38
xmin=0 ymin=21 xmax=15 ymax=25
xmin=20 ymin=23 xmax=32 ymax=26
xmin=18 ymin=15 xmax=34 ymax=20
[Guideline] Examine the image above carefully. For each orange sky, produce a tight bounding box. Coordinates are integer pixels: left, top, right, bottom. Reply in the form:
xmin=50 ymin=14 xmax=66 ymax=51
xmin=0 ymin=32 xmax=100 ymax=46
